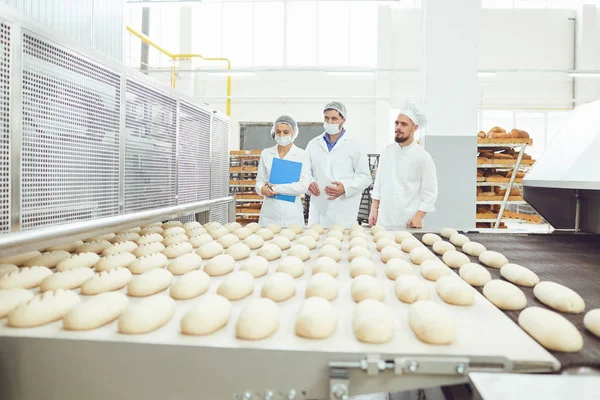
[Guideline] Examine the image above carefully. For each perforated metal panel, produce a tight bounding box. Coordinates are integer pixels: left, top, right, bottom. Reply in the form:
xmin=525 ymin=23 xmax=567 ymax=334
xmin=178 ymin=101 xmax=211 ymax=204
xmin=20 ymin=32 xmax=121 ymax=230
xmin=0 ymin=21 xmax=10 ymax=234
xmin=124 ymin=79 xmax=177 ymax=213
xmin=210 ymin=114 xmax=229 ymax=224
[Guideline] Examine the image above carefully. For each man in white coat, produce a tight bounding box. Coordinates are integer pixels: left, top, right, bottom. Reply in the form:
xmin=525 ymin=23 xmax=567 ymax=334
xmin=305 ymin=101 xmax=372 ymax=229
xmin=369 ymin=102 xmax=438 ymax=229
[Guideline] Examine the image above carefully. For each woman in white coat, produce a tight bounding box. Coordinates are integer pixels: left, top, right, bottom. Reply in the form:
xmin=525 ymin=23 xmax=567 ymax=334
xmin=255 ymin=115 xmax=311 ymax=227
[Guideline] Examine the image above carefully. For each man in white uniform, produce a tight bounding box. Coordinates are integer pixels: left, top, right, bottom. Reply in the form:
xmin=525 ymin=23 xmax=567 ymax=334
xmin=369 ymin=102 xmax=438 ymax=229
xmin=305 ymin=101 xmax=372 ymax=229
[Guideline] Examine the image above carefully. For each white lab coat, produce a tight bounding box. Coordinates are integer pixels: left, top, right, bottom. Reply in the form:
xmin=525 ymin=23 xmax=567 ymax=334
xmin=371 ymin=141 xmax=438 ymax=229
xmin=255 ymin=144 xmax=311 ymax=227
xmin=305 ymin=132 xmax=372 ymax=229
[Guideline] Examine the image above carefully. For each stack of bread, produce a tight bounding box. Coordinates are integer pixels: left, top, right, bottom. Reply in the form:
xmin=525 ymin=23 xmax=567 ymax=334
xmin=481 ymin=127 xmax=530 ymax=140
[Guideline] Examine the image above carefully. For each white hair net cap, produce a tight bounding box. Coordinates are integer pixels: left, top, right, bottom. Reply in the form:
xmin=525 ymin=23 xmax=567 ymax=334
xmin=271 ymin=115 xmax=299 ymax=140
xmin=324 ymin=101 xmax=347 ymax=119
xmin=399 ymin=101 xmax=427 ymax=127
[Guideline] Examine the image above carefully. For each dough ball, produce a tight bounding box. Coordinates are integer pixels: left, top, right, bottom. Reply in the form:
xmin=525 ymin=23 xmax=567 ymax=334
xmin=217 ymin=271 xmax=255 ymax=300
xmin=167 ymin=253 xmax=203 ymax=275
xmin=40 ymin=267 xmax=95 ymax=292
xmin=432 ymin=241 xmax=456 ymax=256
xmin=185 ymin=226 xmax=207 ymax=238
xmin=24 ymin=251 xmax=71 ymax=268
xmin=518 ymin=307 xmax=583 ymax=352
xmin=256 ymin=228 xmax=275 ymax=241
xmin=349 ymin=246 xmax=371 ymax=262
xmin=318 ymin=244 xmax=341 ymax=262
xmin=95 ymin=252 xmax=137 ymax=273
xmin=295 ymin=297 xmax=337 ymax=339
xmin=421 ymin=233 xmax=442 ymax=246
xmin=127 ymin=268 xmax=173 ymax=297
xmin=170 ymin=270 xmax=211 ymax=300
xmin=133 ymin=242 xmax=165 ymax=258
xmin=349 ymin=237 xmax=369 ymax=249
xmin=394 ymin=231 xmax=414 ymax=244
xmin=584 ymin=309 xmax=600 ymax=339
xmin=279 ymin=228 xmax=297 ymax=242
xmin=462 ymin=241 xmax=487 ymax=257
xmin=350 ymin=230 xmax=368 ymax=240
xmin=442 ymin=250 xmax=471 ymax=269
xmin=243 ymin=234 xmax=264 ymax=250
xmin=261 ymin=272 xmax=296 ymax=302
xmin=409 ymin=300 xmax=456 ymax=345
xmin=483 ymin=280 xmax=527 ymax=311
xmin=217 ymin=233 xmax=240 ymax=249
xmin=374 ymin=230 xmax=393 ymax=243
xmin=297 ymin=235 xmax=317 ymax=250
xmin=196 ymin=241 xmax=224 ymax=260
xmin=128 ymin=253 xmax=168 ymax=274
xmin=449 ymin=233 xmax=470 ymax=247
xmin=0 ymin=251 xmax=41 ymax=267
xmin=112 ymin=232 xmax=141 ymax=243
xmin=271 ymin=235 xmax=292 ymax=250
xmin=479 ymin=251 xmax=509 ymax=269
xmin=139 ymin=226 xmax=163 ymax=236
xmin=327 ymin=230 xmax=344 ymax=242
xmin=533 ymin=281 xmax=585 ymax=314
xmin=395 ymin=275 xmax=430 ymax=304
xmin=257 ymin=243 xmax=282 ymax=261
xmin=376 ymin=237 xmax=396 ymax=252
xmin=329 ymin=223 xmax=345 ymax=233
xmin=370 ymin=225 xmax=385 ymax=236
xmin=0 ymin=288 xmax=34 ymax=318
xmin=162 ymin=233 xmax=188 ymax=247
xmin=381 ymin=246 xmax=403 ymax=263
xmin=56 ymin=252 xmax=100 ymax=271
xmin=209 ymin=226 xmax=229 ymax=240
xmin=409 ymin=247 xmax=436 ymax=265
xmin=420 ymin=260 xmax=452 ymax=281
xmin=136 ymin=233 xmax=164 ymax=246
xmin=188 ymin=233 xmax=213 ymax=249
xmin=312 ymin=257 xmax=339 ymax=277
xmin=266 ymin=224 xmax=282 ymax=234
xmin=0 ymin=264 xmax=19 ymax=278
xmin=353 ymin=299 xmax=394 ymax=344
xmin=233 ymin=227 xmax=252 ymax=240
xmin=401 ymin=238 xmax=422 ymax=253
xmin=45 ymin=241 xmax=84 ymax=253
xmin=225 ymin=243 xmax=251 ymax=261
xmin=288 ymin=224 xmax=304 ymax=234
xmin=236 ymin=298 xmax=280 ymax=340
xmin=276 ymin=256 xmax=305 ymax=278
xmin=162 ymin=226 xmax=186 ymax=237
xmin=224 ymin=222 xmax=242 ymax=233
xmin=323 ymin=237 xmax=342 ymax=250
xmin=163 ymin=220 xmax=184 ymax=229
xmin=246 ymin=222 xmax=261 ymax=233
xmin=239 ymin=256 xmax=270 ymax=278
xmin=351 ymin=275 xmax=384 ymax=303
xmin=183 ymin=221 xmax=202 ymax=230
xmin=203 ymin=221 xmax=221 ymax=231
xmin=436 ymin=276 xmax=474 ymax=306
xmin=350 ymin=256 xmax=376 ymax=278
xmin=302 ymin=229 xmax=320 ymax=241
xmin=459 ymin=263 xmax=491 ymax=287
xmin=287 ymin=244 xmax=311 ymax=262
xmin=305 ymin=273 xmax=338 ymax=301
xmin=180 ymin=294 xmax=231 ymax=335
xmin=349 ymin=224 xmax=362 ymax=232
xmin=163 ymin=242 xmax=194 ymax=259
xmin=500 ymin=263 xmax=540 ymax=287
xmin=203 ymin=254 xmax=235 ymax=277
xmin=440 ymin=228 xmax=458 ymax=239
xmin=385 ymin=259 xmax=414 ymax=280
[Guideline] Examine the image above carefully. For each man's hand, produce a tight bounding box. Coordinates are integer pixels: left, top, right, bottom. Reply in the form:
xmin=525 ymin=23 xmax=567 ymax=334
xmin=261 ymin=184 xmax=276 ymax=197
xmin=308 ymin=182 xmax=320 ymax=196
xmin=325 ymin=181 xmax=345 ymax=200
xmin=407 ymin=214 xmax=424 ymax=228
xmin=368 ymin=209 xmax=378 ymax=227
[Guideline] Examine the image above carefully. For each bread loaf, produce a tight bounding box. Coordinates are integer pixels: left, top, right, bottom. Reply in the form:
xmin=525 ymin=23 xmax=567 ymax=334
xmin=477 ymin=130 xmax=487 ymax=138
xmin=487 ymin=126 xmax=506 ymax=135
xmin=509 ymin=129 xmax=529 ymax=138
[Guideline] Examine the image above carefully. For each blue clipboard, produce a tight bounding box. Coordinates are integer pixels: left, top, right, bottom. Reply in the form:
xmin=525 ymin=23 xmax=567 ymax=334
xmin=269 ymin=158 xmax=302 ymax=203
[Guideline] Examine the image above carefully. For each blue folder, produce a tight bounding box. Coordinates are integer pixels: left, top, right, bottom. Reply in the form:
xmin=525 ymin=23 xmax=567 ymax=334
xmin=269 ymin=158 xmax=302 ymax=203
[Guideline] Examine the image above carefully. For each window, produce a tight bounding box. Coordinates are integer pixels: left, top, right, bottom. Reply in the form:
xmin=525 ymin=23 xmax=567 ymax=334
xmin=546 ymin=111 xmax=570 ymax=148
xmin=515 ymin=112 xmax=545 ymax=158
xmin=479 ymin=110 xmax=514 ymax=134
xmin=349 ymin=2 xmax=378 ymax=68
xmin=254 ymin=2 xmax=284 ymax=66
xmin=192 ymin=3 xmax=223 ymax=61
xmin=317 ymin=2 xmax=350 ymax=66
xmin=223 ymin=2 xmax=254 ymax=67
xmin=286 ymin=1 xmax=317 ymax=66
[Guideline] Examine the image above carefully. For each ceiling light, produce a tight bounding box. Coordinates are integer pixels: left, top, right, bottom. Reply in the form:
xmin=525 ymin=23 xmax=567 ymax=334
xmin=568 ymin=72 xmax=600 ymax=78
xmin=326 ymin=71 xmax=375 ymax=77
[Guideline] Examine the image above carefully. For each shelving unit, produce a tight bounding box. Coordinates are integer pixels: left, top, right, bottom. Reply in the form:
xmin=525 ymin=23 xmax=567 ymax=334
xmin=229 ymin=150 xmax=262 ymax=223
xmin=357 ymin=154 xmax=380 ymax=225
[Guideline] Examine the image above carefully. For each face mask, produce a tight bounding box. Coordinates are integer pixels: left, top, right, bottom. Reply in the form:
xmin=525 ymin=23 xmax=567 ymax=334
xmin=323 ymin=122 xmax=341 ymax=135
xmin=274 ymin=135 xmax=294 ymax=146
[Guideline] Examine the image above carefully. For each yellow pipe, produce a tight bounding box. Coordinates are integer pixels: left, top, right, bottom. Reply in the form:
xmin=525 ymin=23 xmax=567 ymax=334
xmin=126 ymin=26 xmax=232 ymax=116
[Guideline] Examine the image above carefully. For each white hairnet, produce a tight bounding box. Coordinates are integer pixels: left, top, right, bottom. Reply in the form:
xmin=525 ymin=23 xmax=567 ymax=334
xmin=324 ymin=101 xmax=347 ymax=119
xmin=271 ymin=115 xmax=299 ymax=139
xmin=399 ymin=101 xmax=427 ymax=128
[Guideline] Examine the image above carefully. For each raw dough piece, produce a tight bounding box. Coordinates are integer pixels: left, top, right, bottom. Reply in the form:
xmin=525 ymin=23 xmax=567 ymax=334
xmin=0 ymin=266 xmax=53 ymax=289
xmin=318 ymin=244 xmax=341 ymax=262
xmin=181 ymin=294 xmax=232 ymax=335
xmin=395 ymin=275 xmax=431 ymax=304
xmin=139 ymin=226 xmax=163 ymax=236
xmin=167 ymin=252 xmax=203 ymax=275
xmin=436 ymin=276 xmax=474 ymax=306
xmin=353 ymin=299 xmax=394 ymax=344
xmin=85 ymin=233 xmax=115 ymax=242
xmin=118 ymin=295 xmax=176 ymax=334
xmin=203 ymin=221 xmax=221 ymax=230
xmin=349 ymin=224 xmax=362 ymax=232
xmin=56 ymin=252 xmax=100 ymax=271
xmin=308 ymin=224 xmax=325 ymax=234
xmin=243 ymin=234 xmax=265 ymax=250
xmin=500 ymin=263 xmax=540 ymax=287
xmin=440 ymin=228 xmax=458 ymax=239
xmin=261 ymin=272 xmax=296 ymax=302
xmin=63 ymin=292 xmax=128 ymax=330
xmin=162 ymin=227 xmax=186 ymax=237
xmin=136 ymin=233 xmax=164 ymax=246
xmin=297 ymin=235 xmax=317 ymax=250
xmin=533 ymin=281 xmax=585 ymax=314
xmin=170 ymin=270 xmax=211 ymax=300
xmin=132 ymin=242 xmax=166 ymax=258
xmin=233 ymin=227 xmax=252 ymax=240
xmin=224 ymin=222 xmax=242 ymax=233
xmin=324 ymin=237 xmax=342 ymax=250
xmin=518 ymin=307 xmax=583 ymax=352
xmin=256 ymin=228 xmax=275 ymax=241
xmin=410 ymin=247 xmax=436 ymax=265
xmin=266 ymin=223 xmax=282 ymax=234
xmin=183 ymin=221 xmax=202 ymax=229
xmin=459 ymin=263 xmax=491 ymax=287
xmin=290 ymin=244 xmax=312 ymax=261
xmin=409 ymin=300 xmax=456 ymax=345
xmin=217 ymin=271 xmax=255 ymax=300
xmin=432 ymin=241 xmax=456 ymax=256
xmin=442 ymin=250 xmax=471 ymax=269
xmin=401 ymin=238 xmax=422 ymax=253
xmin=0 ymin=251 xmax=41 ymax=267
xmin=421 ymin=233 xmax=442 ymax=246
xmin=302 ymin=229 xmax=320 ymax=241
xmin=370 ymin=225 xmax=385 ymax=235
xmin=102 ymin=241 xmax=138 ymax=257
xmin=128 ymin=252 xmax=168 ymax=274
xmin=46 ymin=241 xmax=84 ymax=253
xmin=312 ymin=256 xmax=339 ymax=277
xmin=327 ymin=230 xmax=344 ymax=242
xmin=584 ymin=309 xmax=600 ymax=339
xmin=0 ymin=264 xmax=18 ymax=277
xmin=225 ymin=243 xmax=251 ymax=261
xmin=350 ymin=257 xmax=376 ymax=278
xmin=276 ymin=256 xmax=305 ymax=278
xmin=349 ymin=237 xmax=369 ymax=249
xmin=8 ymin=289 xmax=80 ymax=328
xmin=95 ymin=252 xmax=136 ymax=272
xmin=188 ymin=233 xmax=213 ymax=249
xmin=462 ymin=242 xmax=487 ymax=257
xmin=239 ymin=256 xmax=270 ymax=278
xmin=394 ymin=231 xmax=414 ymax=244
xmin=217 ymin=234 xmax=240 ymax=249
xmin=80 ymin=268 xmax=132 ymax=295
xmin=40 ymin=268 xmax=95 ymax=292
xmin=24 ymin=251 xmax=70 ymax=268
xmin=208 ymin=226 xmax=229 ymax=240
xmin=289 ymin=224 xmax=304 ymax=234
xmin=257 ymin=243 xmax=282 ymax=261
xmin=203 ymin=254 xmax=235 ymax=277
xmin=376 ymin=238 xmax=396 ymax=252
xmin=163 ymin=233 xmax=189 ymax=247
xmin=186 ymin=226 xmax=207 ymax=238
xmin=127 ymin=268 xmax=173 ymax=297
xmin=329 ymin=223 xmax=345 ymax=233
xmin=349 ymin=246 xmax=371 ymax=262
xmin=246 ymin=222 xmax=261 ymax=233
xmin=295 ymin=297 xmax=337 ymax=339
xmin=279 ymin=228 xmax=297 ymax=241
xmin=116 ymin=227 xmax=142 ymax=235
xmin=479 ymin=251 xmax=509 ymax=269
xmin=76 ymin=240 xmax=111 ymax=254
xmin=0 ymin=289 xmax=35 ymax=318
xmin=111 ymin=233 xmax=140 ymax=244
xmin=449 ymin=233 xmax=470 ymax=247
xmin=196 ymin=241 xmax=224 ymax=259
xmin=236 ymin=298 xmax=280 ymax=340
xmin=305 ymin=273 xmax=338 ymax=301
xmin=482 ymin=280 xmax=527 ymax=311
xmin=385 ymin=259 xmax=414 ymax=280
xmin=163 ymin=221 xmax=183 ymax=229
xmin=350 ymin=230 xmax=367 ymax=240
xmin=420 ymin=260 xmax=452 ymax=281
xmin=351 ymin=275 xmax=384 ymax=303
xmin=374 ymin=230 xmax=392 ymax=243
xmin=271 ymin=235 xmax=292 ymax=250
